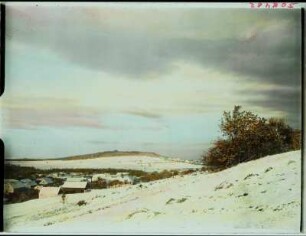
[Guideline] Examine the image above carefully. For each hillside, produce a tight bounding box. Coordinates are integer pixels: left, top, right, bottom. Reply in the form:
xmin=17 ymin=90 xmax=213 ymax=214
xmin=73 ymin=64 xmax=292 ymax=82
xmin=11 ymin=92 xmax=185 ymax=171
xmin=6 ymin=152 xmax=201 ymax=172
xmin=4 ymin=150 xmax=301 ymax=234
xmin=8 ymin=151 xmax=163 ymax=161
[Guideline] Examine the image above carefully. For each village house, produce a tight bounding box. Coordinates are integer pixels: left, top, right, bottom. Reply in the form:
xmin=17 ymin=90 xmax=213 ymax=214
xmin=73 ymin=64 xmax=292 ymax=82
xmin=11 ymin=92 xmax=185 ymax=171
xmin=115 ymin=172 xmax=129 ymax=177
xmin=4 ymin=179 xmax=29 ymax=194
xmin=39 ymin=187 xmax=61 ymax=199
xmin=55 ymin=172 xmax=72 ymax=181
xmin=92 ymin=173 xmax=136 ymax=186
xmin=38 ymin=177 xmax=53 ymax=186
xmin=66 ymin=177 xmax=89 ymax=183
xmin=47 ymin=173 xmax=59 ymax=179
xmin=60 ymin=181 xmax=89 ymax=194
xmin=20 ymin=179 xmax=37 ymax=188
xmin=34 ymin=185 xmax=43 ymax=191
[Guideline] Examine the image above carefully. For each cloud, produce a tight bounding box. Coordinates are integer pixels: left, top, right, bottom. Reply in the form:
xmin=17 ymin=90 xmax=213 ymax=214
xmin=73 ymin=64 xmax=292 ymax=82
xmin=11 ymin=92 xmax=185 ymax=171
xmin=245 ymin=87 xmax=301 ymax=128
xmin=0 ymin=97 xmax=103 ymax=129
xmin=6 ymin=6 xmax=301 ymax=127
xmin=125 ymin=110 xmax=162 ymax=119
xmin=88 ymin=140 xmax=118 ymax=145
xmin=7 ymin=6 xmax=300 ymax=79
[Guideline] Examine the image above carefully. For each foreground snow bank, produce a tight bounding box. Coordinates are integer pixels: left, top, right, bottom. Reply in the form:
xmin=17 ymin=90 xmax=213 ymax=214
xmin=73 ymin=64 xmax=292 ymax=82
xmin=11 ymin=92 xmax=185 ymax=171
xmin=4 ymin=150 xmax=301 ymax=234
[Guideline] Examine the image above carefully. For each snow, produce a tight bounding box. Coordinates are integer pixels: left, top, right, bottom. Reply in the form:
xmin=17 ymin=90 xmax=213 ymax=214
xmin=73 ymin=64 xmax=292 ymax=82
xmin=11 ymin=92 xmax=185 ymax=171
xmin=92 ymin=173 xmax=134 ymax=183
xmin=4 ymin=150 xmax=301 ymax=234
xmin=39 ymin=187 xmax=61 ymax=199
xmin=66 ymin=177 xmax=88 ymax=182
xmin=7 ymin=155 xmax=202 ymax=172
xmin=61 ymin=181 xmax=88 ymax=189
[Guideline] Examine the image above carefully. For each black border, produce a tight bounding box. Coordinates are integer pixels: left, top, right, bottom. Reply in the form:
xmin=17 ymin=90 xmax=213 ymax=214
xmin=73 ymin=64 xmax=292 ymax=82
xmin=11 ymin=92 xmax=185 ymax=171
xmin=0 ymin=3 xmax=5 ymax=97
xmin=0 ymin=4 xmax=4 ymax=233
xmin=301 ymin=7 xmax=305 ymax=233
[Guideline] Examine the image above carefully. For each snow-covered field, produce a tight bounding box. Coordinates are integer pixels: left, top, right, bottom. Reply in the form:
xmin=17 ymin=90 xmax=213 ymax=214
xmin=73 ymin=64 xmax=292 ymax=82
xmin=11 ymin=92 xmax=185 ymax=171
xmin=7 ymin=155 xmax=201 ymax=172
xmin=4 ymin=151 xmax=301 ymax=234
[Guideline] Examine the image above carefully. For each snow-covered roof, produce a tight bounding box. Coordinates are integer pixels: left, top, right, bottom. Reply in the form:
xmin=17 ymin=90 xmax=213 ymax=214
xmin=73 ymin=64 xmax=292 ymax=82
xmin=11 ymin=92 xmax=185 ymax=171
xmin=66 ymin=177 xmax=88 ymax=182
xmin=115 ymin=172 xmax=129 ymax=176
xmin=39 ymin=187 xmax=61 ymax=199
xmin=62 ymin=181 xmax=88 ymax=189
xmin=20 ymin=179 xmax=37 ymax=186
xmin=5 ymin=180 xmax=27 ymax=189
xmin=39 ymin=177 xmax=53 ymax=184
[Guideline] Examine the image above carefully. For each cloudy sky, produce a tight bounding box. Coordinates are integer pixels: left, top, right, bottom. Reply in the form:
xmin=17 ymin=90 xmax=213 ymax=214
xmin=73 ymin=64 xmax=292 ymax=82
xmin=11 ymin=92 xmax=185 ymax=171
xmin=0 ymin=3 xmax=301 ymax=160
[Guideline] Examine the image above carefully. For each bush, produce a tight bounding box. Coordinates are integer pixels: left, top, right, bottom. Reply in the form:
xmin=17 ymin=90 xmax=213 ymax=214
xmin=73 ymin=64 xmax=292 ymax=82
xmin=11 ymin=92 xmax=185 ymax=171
xmin=77 ymin=200 xmax=87 ymax=206
xmin=203 ymin=106 xmax=301 ymax=170
xmin=180 ymin=169 xmax=196 ymax=176
xmin=108 ymin=180 xmax=124 ymax=187
xmin=91 ymin=178 xmax=107 ymax=189
xmin=139 ymin=170 xmax=179 ymax=182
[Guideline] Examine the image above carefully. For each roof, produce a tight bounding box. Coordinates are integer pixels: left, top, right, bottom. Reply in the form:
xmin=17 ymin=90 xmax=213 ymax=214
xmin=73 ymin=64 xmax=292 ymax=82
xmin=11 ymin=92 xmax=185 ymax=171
xmin=66 ymin=177 xmax=88 ymax=182
xmin=4 ymin=179 xmax=19 ymax=183
xmin=20 ymin=179 xmax=37 ymax=186
xmin=39 ymin=187 xmax=61 ymax=198
xmin=39 ymin=177 xmax=53 ymax=184
xmin=5 ymin=181 xmax=27 ymax=189
xmin=61 ymin=181 xmax=88 ymax=189
xmin=20 ymin=178 xmax=32 ymax=182
xmin=116 ymin=172 xmax=129 ymax=176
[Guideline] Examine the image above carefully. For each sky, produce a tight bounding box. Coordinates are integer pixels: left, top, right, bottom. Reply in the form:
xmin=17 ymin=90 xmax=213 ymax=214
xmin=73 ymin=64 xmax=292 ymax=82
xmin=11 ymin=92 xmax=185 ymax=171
xmin=0 ymin=3 xmax=302 ymax=160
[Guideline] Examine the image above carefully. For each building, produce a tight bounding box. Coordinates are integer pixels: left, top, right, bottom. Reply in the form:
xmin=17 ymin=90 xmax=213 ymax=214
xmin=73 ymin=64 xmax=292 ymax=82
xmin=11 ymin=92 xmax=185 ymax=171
xmin=60 ymin=181 xmax=88 ymax=194
xmin=66 ymin=177 xmax=88 ymax=182
xmin=38 ymin=177 xmax=53 ymax=186
xmin=4 ymin=179 xmax=28 ymax=194
xmin=20 ymin=179 xmax=37 ymax=188
xmin=39 ymin=187 xmax=61 ymax=199
xmin=34 ymin=185 xmax=43 ymax=191
xmin=47 ymin=173 xmax=59 ymax=178
xmin=115 ymin=172 xmax=129 ymax=177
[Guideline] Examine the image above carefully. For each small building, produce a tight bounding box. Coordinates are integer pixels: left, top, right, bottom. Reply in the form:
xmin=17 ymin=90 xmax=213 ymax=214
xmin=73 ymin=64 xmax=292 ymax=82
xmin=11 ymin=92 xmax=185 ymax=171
xmin=47 ymin=173 xmax=59 ymax=178
xmin=20 ymin=179 xmax=37 ymax=188
xmin=4 ymin=179 xmax=28 ymax=194
xmin=38 ymin=177 xmax=53 ymax=186
xmin=115 ymin=172 xmax=129 ymax=177
xmin=60 ymin=181 xmax=88 ymax=194
xmin=66 ymin=177 xmax=88 ymax=183
xmin=56 ymin=172 xmax=70 ymax=180
xmin=34 ymin=185 xmax=43 ymax=191
xmin=39 ymin=187 xmax=61 ymax=199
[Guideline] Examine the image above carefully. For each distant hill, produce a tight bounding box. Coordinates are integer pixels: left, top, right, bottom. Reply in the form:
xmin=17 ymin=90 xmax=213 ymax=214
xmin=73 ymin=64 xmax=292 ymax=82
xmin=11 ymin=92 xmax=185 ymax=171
xmin=8 ymin=151 xmax=163 ymax=161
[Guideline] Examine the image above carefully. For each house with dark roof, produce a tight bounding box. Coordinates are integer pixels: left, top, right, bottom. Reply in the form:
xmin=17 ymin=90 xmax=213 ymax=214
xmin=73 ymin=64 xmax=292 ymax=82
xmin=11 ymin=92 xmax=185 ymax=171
xmin=60 ymin=181 xmax=89 ymax=194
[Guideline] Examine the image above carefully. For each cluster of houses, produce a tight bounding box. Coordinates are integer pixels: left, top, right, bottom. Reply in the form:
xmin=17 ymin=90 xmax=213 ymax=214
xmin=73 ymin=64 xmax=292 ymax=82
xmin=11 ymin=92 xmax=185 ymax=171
xmin=4 ymin=177 xmax=54 ymax=195
xmin=4 ymin=172 xmax=140 ymax=202
xmin=39 ymin=177 xmax=91 ymax=199
xmin=92 ymin=172 xmax=139 ymax=185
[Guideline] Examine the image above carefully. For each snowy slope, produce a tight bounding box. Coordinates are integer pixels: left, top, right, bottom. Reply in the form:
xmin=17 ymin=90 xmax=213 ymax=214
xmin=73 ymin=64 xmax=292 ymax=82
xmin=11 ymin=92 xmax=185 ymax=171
xmin=4 ymin=150 xmax=301 ymax=234
xmin=7 ymin=155 xmax=201 ymax=172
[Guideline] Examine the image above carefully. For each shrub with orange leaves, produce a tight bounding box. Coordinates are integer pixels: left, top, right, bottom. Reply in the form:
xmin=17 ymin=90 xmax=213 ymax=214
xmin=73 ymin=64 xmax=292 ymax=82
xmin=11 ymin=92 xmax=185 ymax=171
xmin=203 ymin=106 xmax=300 ymax=170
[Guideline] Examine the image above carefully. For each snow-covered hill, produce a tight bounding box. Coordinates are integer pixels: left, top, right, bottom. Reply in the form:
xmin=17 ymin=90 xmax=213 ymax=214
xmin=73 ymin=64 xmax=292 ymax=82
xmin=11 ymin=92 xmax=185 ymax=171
xmin=7 ymin=155 xmax=201 ymax=172
xmin=4 ymin=150 xmax=301 ymax=234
